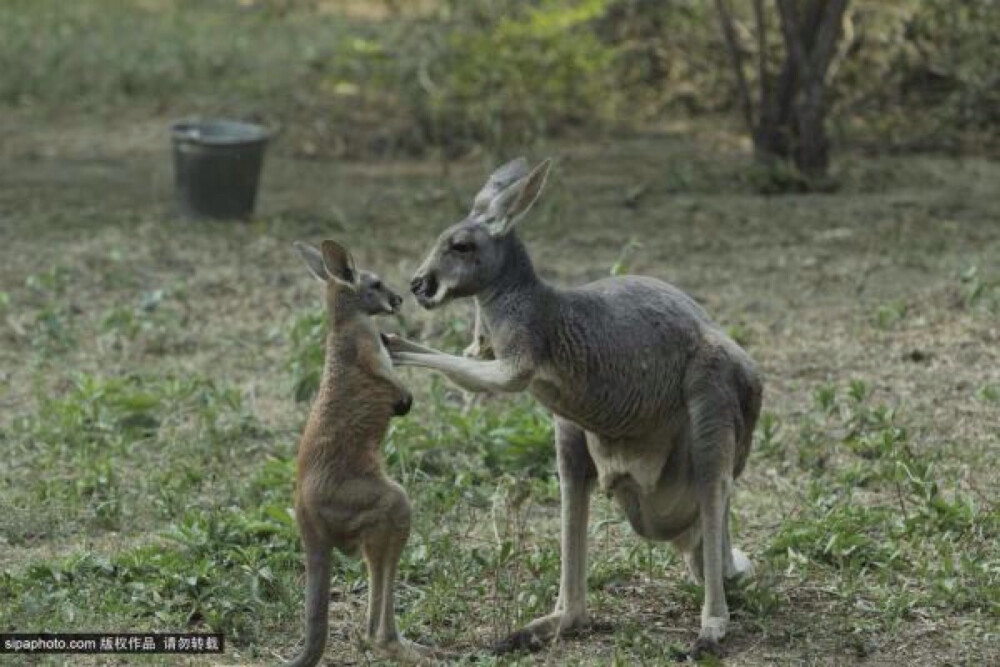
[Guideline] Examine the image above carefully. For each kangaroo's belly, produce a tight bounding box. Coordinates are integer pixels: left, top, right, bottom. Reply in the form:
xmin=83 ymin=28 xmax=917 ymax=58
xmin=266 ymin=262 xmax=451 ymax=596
xmin=586 ymin=431 xmax=700 ymax=541
xmin=611 ymin=475 xmax=700 ymax=541
xmin=530 ymin=374 xmax=673 ymax=441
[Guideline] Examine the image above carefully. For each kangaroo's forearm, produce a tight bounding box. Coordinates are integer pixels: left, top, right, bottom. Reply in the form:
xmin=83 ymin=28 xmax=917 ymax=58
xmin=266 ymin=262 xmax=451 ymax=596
xmin=393 ymin=352 xmax=531 ymax=393
xmin=396 ymin=339 xmax=441 ymax=355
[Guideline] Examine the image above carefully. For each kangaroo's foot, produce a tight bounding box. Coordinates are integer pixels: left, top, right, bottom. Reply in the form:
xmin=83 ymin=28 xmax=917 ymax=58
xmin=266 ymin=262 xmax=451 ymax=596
xmin=687 ymin=612 xmax=728 ymax=661
xmin=374 ymin=636 xmax=438 ymax=664
xmin=689 ymin=636 xmax=726 ymax=660
xmin=493 ymin=610 xmax=589 ymax=654
xmin=681 ymin=549 xmax=750 ymax=660
xmin=727 ymin=547 xmax=754 ymax=582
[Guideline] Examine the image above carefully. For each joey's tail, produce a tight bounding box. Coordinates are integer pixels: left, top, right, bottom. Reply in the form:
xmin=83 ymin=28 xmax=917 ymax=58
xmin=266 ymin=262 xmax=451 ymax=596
xmin=285 ymin=547 xmax=332 ymax=667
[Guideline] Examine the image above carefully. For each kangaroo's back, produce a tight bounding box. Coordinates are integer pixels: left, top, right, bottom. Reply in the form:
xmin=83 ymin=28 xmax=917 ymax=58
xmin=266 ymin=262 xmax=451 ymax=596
xmin=485 ymin=271 xmax=748 ymax=442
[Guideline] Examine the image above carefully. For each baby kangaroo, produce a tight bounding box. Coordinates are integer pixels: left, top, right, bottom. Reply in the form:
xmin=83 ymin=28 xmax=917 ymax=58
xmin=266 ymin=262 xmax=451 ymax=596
xmin=285 ymin=240 xmax=431 ymax=667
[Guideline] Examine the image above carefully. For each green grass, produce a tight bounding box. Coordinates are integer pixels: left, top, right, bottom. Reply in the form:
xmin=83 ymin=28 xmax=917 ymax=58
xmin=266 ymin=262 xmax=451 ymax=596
xmin=2 ymin=190 xmax=998 ymax=664
xmin=766 ymin=383 xmax=998 ymax=643
xmin=0 ymin=361 xmax=562 ymax=659
xmin=3 ymin=278 xmax=997 ymax=663
xmin=2 ymin=174 xmax=998 ymax=664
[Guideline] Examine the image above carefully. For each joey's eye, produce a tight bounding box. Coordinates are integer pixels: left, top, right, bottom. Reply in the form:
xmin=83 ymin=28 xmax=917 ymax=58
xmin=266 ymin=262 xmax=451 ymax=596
xmin=371 ymin=280 xmax=382 ymax=290
xmin=452 ymin=241 xmax=475 ymax=253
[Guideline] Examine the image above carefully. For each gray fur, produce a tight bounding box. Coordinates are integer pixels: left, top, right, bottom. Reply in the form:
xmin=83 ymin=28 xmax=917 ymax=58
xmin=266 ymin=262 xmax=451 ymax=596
xmin=391 ymin=158 xmax=762 ymax=658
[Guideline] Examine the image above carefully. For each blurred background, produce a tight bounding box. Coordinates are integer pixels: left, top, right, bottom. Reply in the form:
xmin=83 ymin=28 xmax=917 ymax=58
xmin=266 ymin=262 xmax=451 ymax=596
xmin=1 ymin=1 xmax=998 ymax=665
xmin=4 ymin=1 xmax=997 ymax=163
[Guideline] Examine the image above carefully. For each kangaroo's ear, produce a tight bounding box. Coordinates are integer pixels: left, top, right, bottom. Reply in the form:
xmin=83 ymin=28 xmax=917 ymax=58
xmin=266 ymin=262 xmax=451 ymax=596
xmin=294 ymin=241 xmax=331 ymax=282
xmin=471 ymin=156 xmax=530 ymax=214
xmin=486 ymin=158 xmax=552 ymax=237
xmin=320 ymin=240 xmax=357 ymax=286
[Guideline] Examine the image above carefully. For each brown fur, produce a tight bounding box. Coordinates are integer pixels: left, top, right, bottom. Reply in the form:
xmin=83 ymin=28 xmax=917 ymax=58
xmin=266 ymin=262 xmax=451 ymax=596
xmin=285 ymin=240 xmax=431 ymax=667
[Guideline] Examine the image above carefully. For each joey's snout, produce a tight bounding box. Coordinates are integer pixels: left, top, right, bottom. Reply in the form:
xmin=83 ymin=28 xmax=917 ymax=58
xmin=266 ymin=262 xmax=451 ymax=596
xmin=388 ymin=292 xmax=403 ymax=312
xmin=392 ymin=392 xmax=413 ymax=417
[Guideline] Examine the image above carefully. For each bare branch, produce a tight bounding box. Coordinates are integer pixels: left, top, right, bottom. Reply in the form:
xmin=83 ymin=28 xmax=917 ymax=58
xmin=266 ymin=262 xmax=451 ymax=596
xmin=714 ymin=0 xmax=756 ymax=132
xmin=826 ymin=6 xmax=855 ymax=85
xmin=751 ymin=0 xmax=769 ymax=119
xmin=775 ymin=0 xmax=812 ymax=84
xmin=776 ymin=0 xmax=849 ymax=85
xmin=809 ymin=0 xmax=850 ymax=83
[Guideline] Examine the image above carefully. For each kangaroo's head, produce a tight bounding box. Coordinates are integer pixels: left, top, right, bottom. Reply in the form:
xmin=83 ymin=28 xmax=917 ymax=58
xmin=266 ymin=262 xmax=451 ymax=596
xmin=294 ymin=240 xmax=403 ymax=317
xmin=410 ymin=158 xmax=551 ymax=309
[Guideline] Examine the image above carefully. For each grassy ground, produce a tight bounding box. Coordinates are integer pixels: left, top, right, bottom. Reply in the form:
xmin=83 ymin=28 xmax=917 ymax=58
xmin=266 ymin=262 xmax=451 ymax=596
xmin=2 ymin=2 xmax=999 ymax=666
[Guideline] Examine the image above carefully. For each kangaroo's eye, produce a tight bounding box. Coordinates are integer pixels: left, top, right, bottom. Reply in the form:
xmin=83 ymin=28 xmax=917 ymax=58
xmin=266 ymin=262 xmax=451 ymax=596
xmin=371 ymin=280 xmax=382 ymax=290
xmin=452 ymin=241 xmax=475 ymax=254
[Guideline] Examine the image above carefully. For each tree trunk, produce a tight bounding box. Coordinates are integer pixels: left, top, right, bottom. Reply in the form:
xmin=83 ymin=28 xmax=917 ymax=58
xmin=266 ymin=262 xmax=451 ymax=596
xmin=754 ymin=56 xmax=796 ymax=164
xmin=774 ymin=0 xmax=849 ymax=180
xmin=716 ymin=0 xmax=850 ymax=185
xmin=794 ymin=82 xmax=830 ymax=178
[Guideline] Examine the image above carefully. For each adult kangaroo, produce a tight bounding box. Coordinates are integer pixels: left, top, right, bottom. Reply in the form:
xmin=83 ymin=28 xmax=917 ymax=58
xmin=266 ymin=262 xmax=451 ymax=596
xmin=385 ymin=158 xmax=762 ymax=658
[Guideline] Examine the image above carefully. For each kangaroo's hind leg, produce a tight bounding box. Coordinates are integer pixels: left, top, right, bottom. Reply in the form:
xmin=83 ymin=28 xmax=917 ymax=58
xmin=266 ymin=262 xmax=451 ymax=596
xmin=682 ymin=348 xmax=762 ymax=659
xmin=683 ymin=363 xmax=748 ymax=659
xmin=284 ymin=520 xmax=333 ymax=667
xmin=690 ymin=438 xmax=735 ymax=658
xmin=361 ymin=481 xmax=432 ymax=663
xmin=494 ymin=417 xmax=596 ymax=653
xmin=676 ymin=497 xmax=752 ymax=586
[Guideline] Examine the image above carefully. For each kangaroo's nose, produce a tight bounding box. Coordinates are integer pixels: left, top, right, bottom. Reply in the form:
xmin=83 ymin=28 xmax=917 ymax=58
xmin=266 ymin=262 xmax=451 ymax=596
xmin=389 ymin=293 xmax=403 ymax=309
xmin=410 ymin=273 xmax=438 ymax=298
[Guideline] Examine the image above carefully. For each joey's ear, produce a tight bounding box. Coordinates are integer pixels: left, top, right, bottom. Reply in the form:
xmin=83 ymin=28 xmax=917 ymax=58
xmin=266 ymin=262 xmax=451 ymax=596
xmin=320 ymin=239 xmax=357 ymax=286
xmin=486 ymin=158 xmax=552 ymax=237
xmin=471 ymin=157 xmax=530 ymax=214
xmin=294 ymin=241 xmax=330 ymax=282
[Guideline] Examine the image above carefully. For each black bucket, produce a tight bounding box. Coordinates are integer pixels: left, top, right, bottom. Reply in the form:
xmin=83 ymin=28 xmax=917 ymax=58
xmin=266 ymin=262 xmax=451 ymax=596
xmin=171 ymin=119 xmax=270 ymax=220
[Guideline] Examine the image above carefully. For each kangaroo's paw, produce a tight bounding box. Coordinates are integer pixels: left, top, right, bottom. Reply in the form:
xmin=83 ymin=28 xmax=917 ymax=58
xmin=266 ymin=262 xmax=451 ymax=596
xmin=463 ymin=336 xmax=494 ymax=360
xmin=492 ymin=611 xmax=589 ymax=654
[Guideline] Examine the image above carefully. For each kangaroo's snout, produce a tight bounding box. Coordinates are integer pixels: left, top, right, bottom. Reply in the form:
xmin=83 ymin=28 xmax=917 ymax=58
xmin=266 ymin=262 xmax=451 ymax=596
xmin=392 ymin=392 xmax=413 ymax=417
xmin=410 ymin=273 xmax=438 ymax=305
xmin=388 ymin=292 xmax=403 ymax=312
